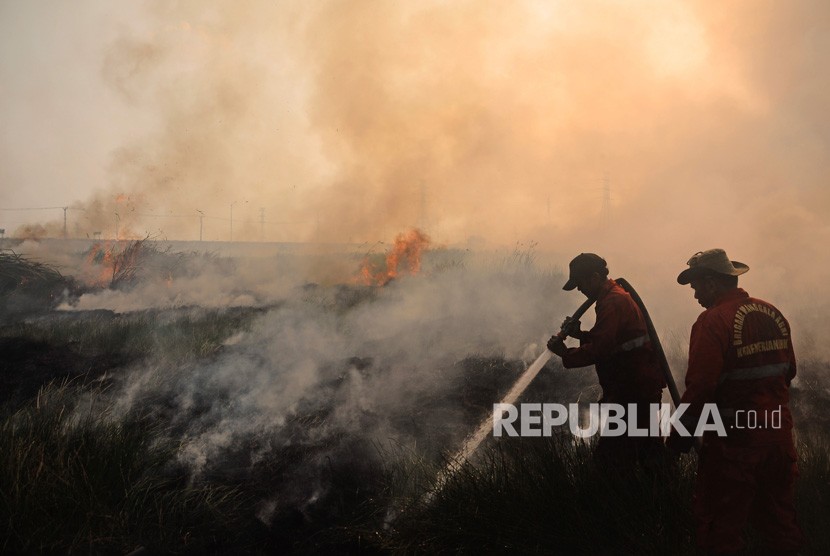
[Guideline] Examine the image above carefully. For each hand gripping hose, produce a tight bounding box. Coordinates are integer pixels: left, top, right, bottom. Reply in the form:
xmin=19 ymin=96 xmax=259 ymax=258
xmin=423 ymin=279 xmax=680 ymax=507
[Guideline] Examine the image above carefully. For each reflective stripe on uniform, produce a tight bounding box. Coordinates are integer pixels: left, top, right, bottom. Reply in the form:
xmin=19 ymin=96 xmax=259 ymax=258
xmin=719 ymin=362 xmax=790 ymax=383
xmin=615 ymin=334 xmax=649 ymax=353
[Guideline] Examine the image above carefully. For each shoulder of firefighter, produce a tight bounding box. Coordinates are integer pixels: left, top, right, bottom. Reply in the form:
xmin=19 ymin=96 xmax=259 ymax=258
xmin=559 ymin=282 xmax=651 ymax=368
xmin=560 ymin=282 xmax=666 ymax=404
xmin=674 ymin=290 xmax=796 ymax=446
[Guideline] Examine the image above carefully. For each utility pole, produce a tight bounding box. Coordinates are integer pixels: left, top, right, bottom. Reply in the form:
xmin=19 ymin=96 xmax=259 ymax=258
xmin=62 ymin=207 xmax=68 ymax=238
xmin=115 ymin=211 xmax=120 ymax=241
xmin=260 ymin=207 xmax=265 ymax=241
xmin=197 ymin=210 xmax=204 ymax=241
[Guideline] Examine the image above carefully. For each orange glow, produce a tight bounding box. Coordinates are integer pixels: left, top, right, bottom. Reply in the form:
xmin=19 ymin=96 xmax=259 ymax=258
xmin=85 ymin=242 xmax=115 ymax=286
xmin=356 ymin=228 xmax=431 ymax=286
xmin=85 ymin=241 xmax=143 ymax=287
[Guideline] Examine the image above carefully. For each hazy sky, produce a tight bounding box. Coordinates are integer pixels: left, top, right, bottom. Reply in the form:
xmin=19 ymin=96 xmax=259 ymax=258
xmin=1 ymin=1 xmax=828 ymax=274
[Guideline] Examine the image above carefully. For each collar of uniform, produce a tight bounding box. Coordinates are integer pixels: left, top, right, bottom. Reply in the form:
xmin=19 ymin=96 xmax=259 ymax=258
xmin=712 ymin=287 xmax=749 ymax=308
xmin=596 ymin=278 xmax=617 ymax=303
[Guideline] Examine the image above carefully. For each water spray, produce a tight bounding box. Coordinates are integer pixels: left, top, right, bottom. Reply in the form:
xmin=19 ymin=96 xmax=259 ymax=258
xmin=420 ymin=295 xmax=597 ymax=505
xmin=420 ymin=278 xmax=681 ymax=507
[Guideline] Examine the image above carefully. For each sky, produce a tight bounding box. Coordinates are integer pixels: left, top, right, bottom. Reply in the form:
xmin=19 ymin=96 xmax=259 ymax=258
xmin=1 ymin=1 xmax=829 ymax=297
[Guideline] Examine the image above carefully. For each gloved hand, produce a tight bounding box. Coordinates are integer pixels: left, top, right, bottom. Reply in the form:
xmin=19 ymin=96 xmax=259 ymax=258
xmin=560 ymin=317 xmax=582 ymax=339
xmin=547 ymin=335 xmax=567 ymax=356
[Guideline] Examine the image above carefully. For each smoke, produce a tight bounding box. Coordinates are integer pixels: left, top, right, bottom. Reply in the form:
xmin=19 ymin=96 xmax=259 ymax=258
xmin=4 ymin=1 xmax=827 ymax=337
xmin=89 ymin=248 xmax=581 ymax=521
xmin=4 ymin=0 xmax=827 ymax=356
xmin=2 ymin=1 xmax=823 ymax=244
xmin=5 ymin=0 xmax=830 ymax=425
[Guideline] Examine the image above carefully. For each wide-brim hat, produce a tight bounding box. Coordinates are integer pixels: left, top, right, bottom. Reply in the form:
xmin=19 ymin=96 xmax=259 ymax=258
xmin=563 ymin=253 xmax=607 ymax=291
xmin=677 ymin=249 xmax=749 ymax=285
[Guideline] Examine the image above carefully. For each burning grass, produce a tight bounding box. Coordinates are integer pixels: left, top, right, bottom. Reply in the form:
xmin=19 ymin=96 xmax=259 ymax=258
xmin=1 ymin=243 xmax=828 ymax=554
xmin=82 ymin=237 xmax=206 ymax=290
xmin=0 ymin=251 xmax=76 ymax=319
xmin=356 ymin=228 xmax=431 ymax=286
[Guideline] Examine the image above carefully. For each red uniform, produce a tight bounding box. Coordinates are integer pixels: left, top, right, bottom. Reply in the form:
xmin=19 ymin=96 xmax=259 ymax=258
xmin=561 ymin=279 xmax=666 ymax=467
xmin=676 ymin=288 xmax=803 ymax=553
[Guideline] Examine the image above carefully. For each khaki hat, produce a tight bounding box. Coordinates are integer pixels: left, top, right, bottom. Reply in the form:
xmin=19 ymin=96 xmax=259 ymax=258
xmin=563 ymin=253 xmax=607 ymax=291
xmin=677 ymin=249 xmax=749 ymax=285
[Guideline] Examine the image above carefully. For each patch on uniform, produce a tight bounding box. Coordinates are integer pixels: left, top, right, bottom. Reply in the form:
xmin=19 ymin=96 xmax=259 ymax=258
xmin=736 ymin=338 xmax=789 ymax=358
xmin=732 ymin=302 xmax=789 ymax=350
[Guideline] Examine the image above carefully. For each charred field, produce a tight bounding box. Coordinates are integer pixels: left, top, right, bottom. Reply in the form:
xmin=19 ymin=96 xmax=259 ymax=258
xmin=1 ymin=238 xmax=829 ymax=555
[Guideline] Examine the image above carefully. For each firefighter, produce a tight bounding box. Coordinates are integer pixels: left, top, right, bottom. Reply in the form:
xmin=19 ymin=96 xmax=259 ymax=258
xmin=547 ymin=253 xmax=666 ymax=469
xmin=667 ymin=248 xmax=804 ymax=555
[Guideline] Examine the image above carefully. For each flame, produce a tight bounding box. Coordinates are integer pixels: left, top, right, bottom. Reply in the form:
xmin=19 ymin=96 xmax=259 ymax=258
xmin=84 ymin=240 xmax=144 ymax=287
xmin=356 ymin=228 xmax=431 ymax=286
xmin=85 ymin=242 xmax=116 ymax=286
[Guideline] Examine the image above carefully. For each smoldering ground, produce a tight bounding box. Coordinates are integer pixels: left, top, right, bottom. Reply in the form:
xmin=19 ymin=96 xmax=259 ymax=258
xmin=6 ymin=240 xmax=598 ymax=538
xmin=4 ymin=237 xmax=830 ymax=553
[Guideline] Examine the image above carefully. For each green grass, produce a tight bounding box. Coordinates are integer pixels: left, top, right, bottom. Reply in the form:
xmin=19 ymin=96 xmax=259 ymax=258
xmin=368 ymin=436 xmax=696 ymax=555
xmin=0 ymin=305 xmax=266 ymax=363
xmin=0 ymin=383 xmax=261 ymax=554
xmin=794 ymin=431 xmax=830 ymax=555
xmin=4 ymin=387 xmax=827 ymax=555
xmin=343 ymin=427 xmax=830 ymax=555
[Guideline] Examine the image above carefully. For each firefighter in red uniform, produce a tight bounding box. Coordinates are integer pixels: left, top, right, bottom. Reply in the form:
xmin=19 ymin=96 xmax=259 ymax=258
xmin=547 ymin=253 xmax=666 ymax=469
xmin=668 ymin=249 xmax=804 ymax=555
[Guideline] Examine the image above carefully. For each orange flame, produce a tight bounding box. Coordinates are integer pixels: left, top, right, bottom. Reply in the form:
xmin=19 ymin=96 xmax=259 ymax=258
xmin=84 ymin=240 xmax=144 ymax=287
xmin=85 ymin=242 xmax=115 ymax=286
xmin=356 ymin=228 xmax=431 ymax=286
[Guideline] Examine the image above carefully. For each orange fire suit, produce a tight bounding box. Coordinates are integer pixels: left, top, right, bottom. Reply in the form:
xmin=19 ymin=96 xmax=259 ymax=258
xmin=561 ymin=279 xmax=666 ymax=468
xmin=672 ymin=288 xmax=803 ymax=553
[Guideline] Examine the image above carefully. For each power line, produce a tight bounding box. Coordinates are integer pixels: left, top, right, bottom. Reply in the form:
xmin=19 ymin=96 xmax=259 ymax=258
xmin=0 ymin=206 xmax=67 ymax=211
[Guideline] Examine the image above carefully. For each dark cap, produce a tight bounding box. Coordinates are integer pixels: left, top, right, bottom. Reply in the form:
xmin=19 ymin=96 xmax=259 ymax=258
xmin=563 ymin=253 xmax=607 ymax=291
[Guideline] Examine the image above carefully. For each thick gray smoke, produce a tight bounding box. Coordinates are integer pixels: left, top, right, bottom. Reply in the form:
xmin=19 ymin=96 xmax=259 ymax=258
xmin=4 ymin=1 xmax=828 ymax=354
xmin=76 ymin=247 xmax=589 ymax=521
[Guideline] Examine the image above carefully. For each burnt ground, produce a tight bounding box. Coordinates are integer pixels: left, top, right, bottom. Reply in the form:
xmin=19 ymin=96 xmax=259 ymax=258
xmin=1 ymin=309 xmax=826 ymax=554
xmin=0 ymin=335 xmax=131 ymax=408
xmin=0 ymin=304 xmax=585 ymax=553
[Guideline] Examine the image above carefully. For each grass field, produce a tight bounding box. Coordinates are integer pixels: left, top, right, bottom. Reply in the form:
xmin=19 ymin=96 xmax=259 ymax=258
xmin=1 ymin=241 xmax=827 ymax=554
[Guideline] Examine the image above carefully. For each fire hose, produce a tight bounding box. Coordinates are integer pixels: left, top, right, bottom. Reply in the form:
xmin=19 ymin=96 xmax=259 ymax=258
xmin=616 ymin=277 xmax=681 ymax=408
xmin=426 ymin=278 xmax=680 ymax=503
